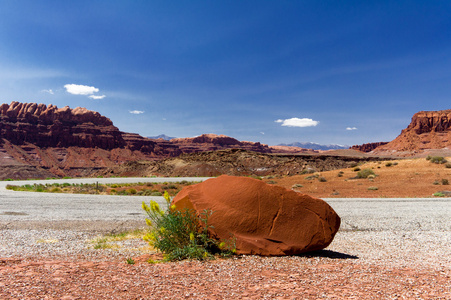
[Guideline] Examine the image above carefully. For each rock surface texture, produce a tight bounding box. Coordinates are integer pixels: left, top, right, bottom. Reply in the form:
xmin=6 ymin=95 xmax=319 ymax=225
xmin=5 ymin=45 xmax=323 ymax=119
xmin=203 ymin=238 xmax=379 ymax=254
xmin=350 ymin=142 xmax=388 ymax=153
xmin=374 ymin=110 xmax=451 ymax=152
xmin=170 ymin=134 xmax=272 ymax=153
xmin=172 ymin=175 xmax=341 ymax=256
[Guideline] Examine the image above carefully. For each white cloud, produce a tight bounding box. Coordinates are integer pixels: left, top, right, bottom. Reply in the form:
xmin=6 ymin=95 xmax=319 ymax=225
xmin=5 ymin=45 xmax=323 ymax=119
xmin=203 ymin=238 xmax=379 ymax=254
xmin=275 ymin=117 xmax=319 ymax=128
xmin=41 ymin=89 xmax=54 ymax=95
xmin=64 ymin=84 xmax=99 ymax=95
xmin=89 ymin=95 xmax=106 ymax=100
xmin=346 ymin=127 xmax=358 ymax=131
xmin=260 ymin=132 xmax=265 ymax=135
xmin=129 ymin=110 xmax=144 ymax=114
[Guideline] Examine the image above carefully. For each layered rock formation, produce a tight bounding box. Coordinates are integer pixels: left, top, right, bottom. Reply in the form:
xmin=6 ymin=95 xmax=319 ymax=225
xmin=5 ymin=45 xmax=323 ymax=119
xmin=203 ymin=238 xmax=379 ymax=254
xmin=170 ymin=134 xmax=272 ymax=153
xmin=0 ymin=102 xmax=125 ymax=149
xmin=374 ymin=110 xmax=451 ymax=152
xmin=172 ymin=175 xmax=341 ymax=255
xmin=350 ymin=142 xmax=388 ymax=153
xmin=0 ymin=102 xmax=182 ymax=178
xmin=0 ymin=102 xmax=303 ymax=179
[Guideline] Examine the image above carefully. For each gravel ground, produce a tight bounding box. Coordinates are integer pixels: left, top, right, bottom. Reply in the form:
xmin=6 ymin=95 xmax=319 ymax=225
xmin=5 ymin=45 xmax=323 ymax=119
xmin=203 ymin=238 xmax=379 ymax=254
xmin=0 ymin=179 xmax=450 ymax=298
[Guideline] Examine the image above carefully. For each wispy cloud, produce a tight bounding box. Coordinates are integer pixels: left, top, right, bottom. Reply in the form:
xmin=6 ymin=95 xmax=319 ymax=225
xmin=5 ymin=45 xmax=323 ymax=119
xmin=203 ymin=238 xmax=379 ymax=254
xmin=129 ymin=110 xmax=144 ymax=114
xmin=275 ymin=117 xmax=319 ymax=128
xmin=346 ymin=127 xmax=358 ymax=131
xmin=89 ymin=95 xmax=106 ymax=100
xmin=41 ymin=89 xmax=54 ymax=95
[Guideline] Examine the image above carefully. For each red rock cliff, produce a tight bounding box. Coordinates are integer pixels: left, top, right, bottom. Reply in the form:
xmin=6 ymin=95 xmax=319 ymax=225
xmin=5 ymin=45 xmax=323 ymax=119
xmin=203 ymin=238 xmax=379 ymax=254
xmin=170 ymin=134 xmax=271 ymax=153
xmin=374 ymin=110 xmax=451 ymax=152
xmin=0 ymin=102 xmax=125 ymax=149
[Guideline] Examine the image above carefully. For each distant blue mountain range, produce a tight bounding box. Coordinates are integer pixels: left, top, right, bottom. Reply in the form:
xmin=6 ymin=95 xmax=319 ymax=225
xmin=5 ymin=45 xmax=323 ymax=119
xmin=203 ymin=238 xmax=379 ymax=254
xmin=147 ymin=134 xmax=176 ymax=140
xmin=278 ymin=142 xmax=349 ymax=151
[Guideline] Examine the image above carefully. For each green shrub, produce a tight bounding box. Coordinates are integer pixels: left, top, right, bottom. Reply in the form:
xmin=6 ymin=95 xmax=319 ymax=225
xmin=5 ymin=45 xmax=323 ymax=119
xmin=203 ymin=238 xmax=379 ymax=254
xmin=318 ymin=176 xmax=327 ymax=182
xmin=433 ymin=192 xmax=445 ymax=197
xmin=292 ymin=183 xmax=303 ymax=189
xmin=150 ymin=191 xmax=163 ymax=196
xmin=430 ymin=156 xmax=447 ymax=164
xmin=50 ymin=187 xmax=62 ymax=193
xmin=126 ymin=188 xmax=137 ymax=195
xmin=142 ymin=192 xmax=235 ymax=261
xmin=356 ymin=168 xmax=376 ymax=179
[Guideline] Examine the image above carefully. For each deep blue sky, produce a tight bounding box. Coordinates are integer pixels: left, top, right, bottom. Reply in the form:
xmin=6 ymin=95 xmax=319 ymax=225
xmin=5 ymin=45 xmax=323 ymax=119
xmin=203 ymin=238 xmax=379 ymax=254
xmin=1 ymin=1 xmax=451 ymax=146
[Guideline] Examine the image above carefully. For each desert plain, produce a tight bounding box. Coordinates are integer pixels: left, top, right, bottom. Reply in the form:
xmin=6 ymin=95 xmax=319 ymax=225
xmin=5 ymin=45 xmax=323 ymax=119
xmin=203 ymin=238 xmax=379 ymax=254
xmin=1 ymin=158 xmax=450 ymax=299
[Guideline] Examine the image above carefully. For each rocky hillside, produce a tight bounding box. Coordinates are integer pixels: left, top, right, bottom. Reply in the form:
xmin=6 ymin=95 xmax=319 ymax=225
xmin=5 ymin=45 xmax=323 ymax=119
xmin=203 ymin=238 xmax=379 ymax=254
xmin=373 ymin=110 xmax=451 ymax=153
xmin=95 ymin=149 xmax=384 ymax=178
xmin=0 ymin=102 xmax=315 ymax=179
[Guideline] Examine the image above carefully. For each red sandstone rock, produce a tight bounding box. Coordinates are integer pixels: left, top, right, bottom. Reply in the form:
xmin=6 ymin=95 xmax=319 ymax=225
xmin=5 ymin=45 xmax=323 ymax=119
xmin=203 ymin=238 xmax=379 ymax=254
xmin=374 ymin=110 xmax=451 ymax=152
xmin=172 ymin=175 xmax=341 ymax=256
xmin=170 ymin=134 xmax=272 ymax=153
xmin=350 ymin=142 xmax=388 ymax=153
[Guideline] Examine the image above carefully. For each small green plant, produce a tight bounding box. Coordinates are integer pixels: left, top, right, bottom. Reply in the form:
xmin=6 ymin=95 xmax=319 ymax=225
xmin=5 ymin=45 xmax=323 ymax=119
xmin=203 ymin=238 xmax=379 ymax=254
xmin=266 ymin=180 xmax=277 ymax=184
xmin=318 ymin=176 xmax=327 ymax=182
xmin=142 ymin=191 xmax=235 ymax=261
xmin=126 ymin=188 xmax=137 ymax=195
xmin=429 ymin=156 xmax=447 ymax=164
xmin=356 ymin=168 xmax=376 ymax=179
xmin=368 ymin=186 xmax=379 ymax=190
xmin=433 ymin=192 xmax=445 ymax=197
xmin=126 ymin=258 xmax=135 ymax=265
xmin=433 ymin=180 xmax=440 ymax=185
xmin=292 ymin=183 xmax=303 ymax=189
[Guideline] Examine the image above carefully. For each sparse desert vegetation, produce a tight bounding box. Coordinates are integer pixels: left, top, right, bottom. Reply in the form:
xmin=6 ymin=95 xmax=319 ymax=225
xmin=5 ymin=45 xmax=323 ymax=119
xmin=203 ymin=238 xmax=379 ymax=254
xmin=6 ymin=181 xmax=200 ymax=197
xmin=271 ymin=157 xmax=451 ymax=198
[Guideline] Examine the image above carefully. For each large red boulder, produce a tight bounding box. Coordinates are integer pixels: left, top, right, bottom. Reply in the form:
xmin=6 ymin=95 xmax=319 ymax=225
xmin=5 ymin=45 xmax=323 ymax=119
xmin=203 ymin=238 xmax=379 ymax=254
xmin=172 ymin=175 xmax=340 ymax=256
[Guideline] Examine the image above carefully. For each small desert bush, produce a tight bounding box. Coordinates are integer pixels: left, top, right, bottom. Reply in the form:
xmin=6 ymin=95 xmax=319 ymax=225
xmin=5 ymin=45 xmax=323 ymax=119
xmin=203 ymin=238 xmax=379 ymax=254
xmin=368 ymin=186 xmax=379 ymax=191
xmin=433 ymin=192 xmax=445 ymax=197
xmin=385 ymin=162 xmax=393 ymax=167
xmin=356 ymin=168 xmax=376 ymax=179
xmin=337 ymin=171 xmax=344 ymax=177
xmin=318 ymin=176 xmax=327 ymax=182
xmin=126 ymin=188 xmax=137 ymax=195
xmin=445 ymin=163 xmax=451 ymax=169
xmin=442 ymin=179 xmax=449 ymax=185
xmin=142 ymin=192 xmax=235 ymax=261
xmin=429 ymin=156 xmax=447 ymax=164
xmin=292 ymin=183 xmax=303 ymax=189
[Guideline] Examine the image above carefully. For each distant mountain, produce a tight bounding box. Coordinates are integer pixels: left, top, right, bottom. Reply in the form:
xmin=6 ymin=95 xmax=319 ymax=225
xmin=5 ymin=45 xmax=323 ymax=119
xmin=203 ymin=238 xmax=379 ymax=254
xmin=278 ymin=142 xmax=349 ymax=151
xmin=148 ymin=134 xmax=176 ymax=140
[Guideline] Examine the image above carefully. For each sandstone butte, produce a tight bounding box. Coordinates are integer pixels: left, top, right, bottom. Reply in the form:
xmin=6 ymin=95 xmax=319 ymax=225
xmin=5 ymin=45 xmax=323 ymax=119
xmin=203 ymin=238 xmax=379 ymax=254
xmin=372 ymin=110 xmax=451 ymax=153
xmin=0 ymin=101 xmax=280 ymax=178
xmin=172 ymin=175 xmax=341 ymax=256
